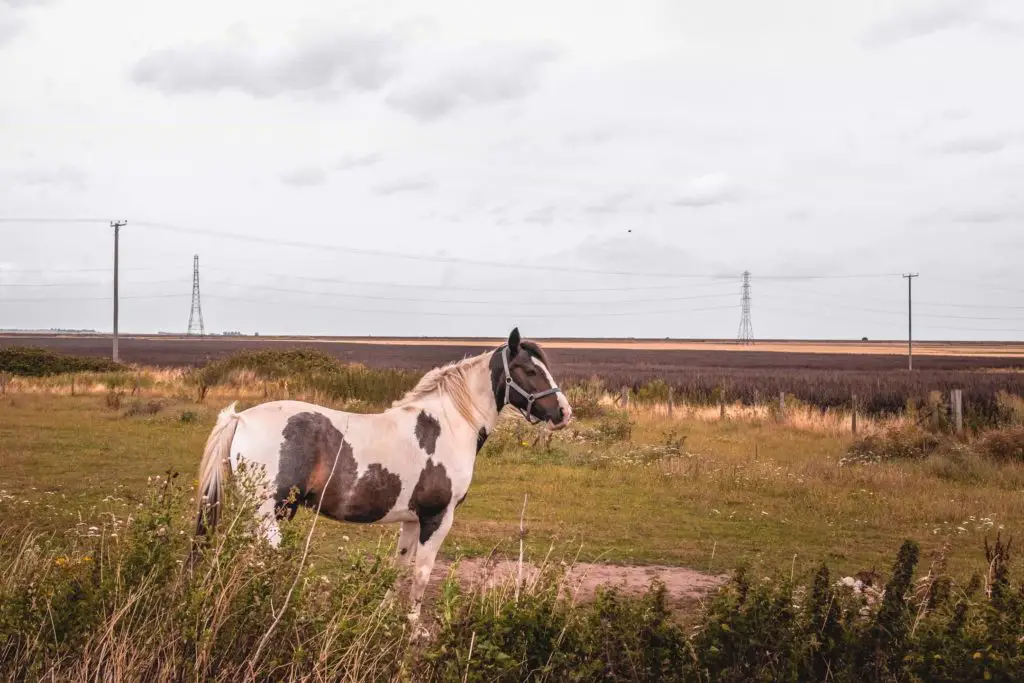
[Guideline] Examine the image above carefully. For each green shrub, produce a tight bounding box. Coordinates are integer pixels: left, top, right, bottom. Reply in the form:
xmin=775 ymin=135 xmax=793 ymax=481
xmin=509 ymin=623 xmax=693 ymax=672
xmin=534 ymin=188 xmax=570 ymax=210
xmin=841 ymin=427 xmax=943 ymax=465
xmin=195 ymin=349 xmax=420 ymax=406
xmin=977 ymin=426 xmax=1024 ymax=463
xmin=0 ymin=346 xmax=122 ymax=376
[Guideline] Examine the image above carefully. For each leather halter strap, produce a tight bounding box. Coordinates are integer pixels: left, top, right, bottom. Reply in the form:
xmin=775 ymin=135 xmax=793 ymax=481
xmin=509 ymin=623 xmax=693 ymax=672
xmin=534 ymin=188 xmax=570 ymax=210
xmin=500 ymin=344 xmax=562 ymax=424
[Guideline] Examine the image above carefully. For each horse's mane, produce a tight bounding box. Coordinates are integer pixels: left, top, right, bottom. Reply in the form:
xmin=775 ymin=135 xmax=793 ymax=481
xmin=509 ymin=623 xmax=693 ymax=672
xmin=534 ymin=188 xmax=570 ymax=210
xmin=392 ymin=351 xmax=491 ymax=426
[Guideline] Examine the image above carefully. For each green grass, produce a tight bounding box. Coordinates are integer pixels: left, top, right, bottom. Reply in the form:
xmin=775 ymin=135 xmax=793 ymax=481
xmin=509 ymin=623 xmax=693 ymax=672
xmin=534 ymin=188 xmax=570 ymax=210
xmin=2 ymin=394 xmax=1022 ymax=581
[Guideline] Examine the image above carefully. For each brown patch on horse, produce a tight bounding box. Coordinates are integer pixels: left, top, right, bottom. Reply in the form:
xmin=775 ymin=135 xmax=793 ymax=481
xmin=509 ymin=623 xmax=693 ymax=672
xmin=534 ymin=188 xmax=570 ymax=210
xmin=415 ymin=410 xmax=441 ymax=455
xmin=409 ymin=459 xmax=452 ymax=543
xmin=343 ymin=464 xmax=402 ymax=522
xmin=277 ymin=412 xmax=356 ymax=517
xmin=277 ymin=411 xmax=401 ymax=524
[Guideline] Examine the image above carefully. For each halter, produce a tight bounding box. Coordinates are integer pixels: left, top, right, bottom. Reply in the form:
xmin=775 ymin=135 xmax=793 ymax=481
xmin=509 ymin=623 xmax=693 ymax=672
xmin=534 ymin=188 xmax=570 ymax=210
xmin=500 ymin=344 xmax=563 ymax=424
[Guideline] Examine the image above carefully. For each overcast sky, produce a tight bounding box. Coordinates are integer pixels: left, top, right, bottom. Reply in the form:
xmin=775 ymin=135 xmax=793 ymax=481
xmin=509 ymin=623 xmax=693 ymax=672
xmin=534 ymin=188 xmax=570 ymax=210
xmin=1 ymin=0 xmax=1022 ymax=340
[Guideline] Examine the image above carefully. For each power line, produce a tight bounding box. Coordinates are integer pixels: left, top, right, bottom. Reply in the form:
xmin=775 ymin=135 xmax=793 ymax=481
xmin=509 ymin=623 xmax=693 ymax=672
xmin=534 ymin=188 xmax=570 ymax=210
xmin=203 ymin=280 xmax=738 ymax=306
xmin=759 ymin=281 xmax=1024 ymax=311
xmin=203 ymin=267 xmax=734 ymax=293
xmin=0 ymin=293 xmax=188 ymax=302
xmin=759 ymin=294 xmax=1024 ymax=321
xmin=131 ymin=220 xmax=903 ymax=281
xmin=134 ymin=220 xmax=741 ymax=279
xmin=0 ymin=216 xmax=909 ymax=282
xmin=0 ymin=279 xmax=187 ymax=288
xmin=205 ymin=294 xmax=740 ymax=319
xmin=0 ymin=218 xmax=111 ymax=224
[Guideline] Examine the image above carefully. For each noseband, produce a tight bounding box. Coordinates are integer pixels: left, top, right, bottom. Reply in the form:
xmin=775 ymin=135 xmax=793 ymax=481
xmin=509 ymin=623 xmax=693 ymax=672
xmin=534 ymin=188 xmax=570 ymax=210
xmin=500 ymin=344 xmax=563 ymax=424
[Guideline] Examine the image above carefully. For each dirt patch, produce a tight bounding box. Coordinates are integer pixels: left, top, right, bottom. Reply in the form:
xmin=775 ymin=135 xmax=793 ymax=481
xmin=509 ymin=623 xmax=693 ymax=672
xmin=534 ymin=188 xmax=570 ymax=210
xmin=430 ymin=557 xmax=729 ymax=611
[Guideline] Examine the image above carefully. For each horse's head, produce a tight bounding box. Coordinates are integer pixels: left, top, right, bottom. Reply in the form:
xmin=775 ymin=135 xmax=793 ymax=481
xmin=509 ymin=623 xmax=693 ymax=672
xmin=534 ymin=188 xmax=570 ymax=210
xmin=491 ymin=327 xmax=573 ymax=429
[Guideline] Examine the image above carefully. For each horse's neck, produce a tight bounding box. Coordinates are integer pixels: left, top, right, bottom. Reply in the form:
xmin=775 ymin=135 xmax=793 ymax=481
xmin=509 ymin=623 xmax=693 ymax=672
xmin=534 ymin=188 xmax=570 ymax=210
xmin=397 ymin=356 xmax=499 ymax=447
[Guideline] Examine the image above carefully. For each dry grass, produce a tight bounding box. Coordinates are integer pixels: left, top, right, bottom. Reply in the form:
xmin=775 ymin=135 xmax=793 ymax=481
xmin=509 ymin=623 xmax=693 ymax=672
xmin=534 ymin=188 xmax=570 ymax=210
xmin=3 ymin=390 xmax=1022 ymax=582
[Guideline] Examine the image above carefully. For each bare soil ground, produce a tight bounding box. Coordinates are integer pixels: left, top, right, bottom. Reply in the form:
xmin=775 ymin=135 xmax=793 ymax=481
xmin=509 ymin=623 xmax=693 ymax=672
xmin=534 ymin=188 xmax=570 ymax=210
xmin=430 ymin=557 xmax=730 ymax=612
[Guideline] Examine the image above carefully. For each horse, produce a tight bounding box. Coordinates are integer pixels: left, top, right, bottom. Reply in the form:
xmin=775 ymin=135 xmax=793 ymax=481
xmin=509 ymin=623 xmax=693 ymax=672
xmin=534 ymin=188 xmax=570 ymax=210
xmin=194 ymin=327 xmax=572 ymax=624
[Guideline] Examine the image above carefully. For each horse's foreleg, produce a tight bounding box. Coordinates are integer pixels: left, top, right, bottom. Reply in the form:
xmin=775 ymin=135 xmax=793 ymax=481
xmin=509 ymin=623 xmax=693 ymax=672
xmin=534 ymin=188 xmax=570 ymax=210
xmin=397 ymin=521 xmax=420 ymax=566
xmin=407 ymin=508 xmax=454 ymax=626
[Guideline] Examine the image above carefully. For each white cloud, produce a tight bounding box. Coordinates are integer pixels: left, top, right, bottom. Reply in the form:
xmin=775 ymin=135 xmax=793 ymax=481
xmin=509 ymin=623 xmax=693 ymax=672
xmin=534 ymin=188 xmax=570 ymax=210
xmin=373 ymin=176 xmax=435 ymax=195
xmin=9 ymin=165 xmax=88 ymax=189
xmin=131 ymin=30 xmax=402 ymax=99
xmin=386 ymin=42 xmax=560 ymax=121
xmin=280 ymin=166 xmax=327 ymax=187
xmin=673 ymin=173 xmax=740 ymax=208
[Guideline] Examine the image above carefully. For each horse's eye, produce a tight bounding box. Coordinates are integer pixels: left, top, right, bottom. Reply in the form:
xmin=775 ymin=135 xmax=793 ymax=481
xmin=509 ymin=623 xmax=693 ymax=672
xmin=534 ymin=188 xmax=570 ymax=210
xmin=524 ymin=367 xmax=538 ymax=376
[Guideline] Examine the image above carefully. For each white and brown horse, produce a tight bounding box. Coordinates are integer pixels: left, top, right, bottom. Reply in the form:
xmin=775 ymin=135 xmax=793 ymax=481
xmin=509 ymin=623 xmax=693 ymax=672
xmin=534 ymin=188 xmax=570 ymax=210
xmin=194 ymin=328 xmax=571 ymax=622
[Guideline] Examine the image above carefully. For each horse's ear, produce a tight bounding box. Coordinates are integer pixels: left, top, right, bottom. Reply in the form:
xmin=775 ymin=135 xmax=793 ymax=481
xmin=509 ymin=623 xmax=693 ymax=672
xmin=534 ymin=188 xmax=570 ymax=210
xmin=507 ymin=327 xmax=521 ymax=354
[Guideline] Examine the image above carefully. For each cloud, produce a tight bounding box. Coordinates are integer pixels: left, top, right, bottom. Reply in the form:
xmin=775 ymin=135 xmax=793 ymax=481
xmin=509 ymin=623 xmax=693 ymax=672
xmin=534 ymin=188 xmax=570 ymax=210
xmin=672 ymin=172 xmax=740 ymax=208
xmin=280 ymin=166 xmax=327 ymax=187
xmin=523 ymin=205 xmax=557 ymax=225
xmin=373 ymin=176 xmax=435 ymax=195
xmin=564 ymin=127 xmax=619 ymax=147
xmin=862 ymin=0 xmax=1022 ymax=46
xmin=0 ymin=15 xmax=22 ymax=46
xmin=11 ymin=165 xmax=88 ymax=189
xmin=949 ymin=209 xmax=1013 ymax=224
xmin=936 ymin=135 xmax=1006 ymax=154
xmin=131 ymin=31 xmax=401 ymax=99
xmin=335 ymin=152 xmax=382 ymax=170
xmin=386 ymin=43 xmax=560 ymax=121
xmin=584 ymin=191 xmax=632 ymax=215
xmin=863 ymin=0 xmax=984 ymax=46
xmin=2 ymin=0 xmax=56 ymax=6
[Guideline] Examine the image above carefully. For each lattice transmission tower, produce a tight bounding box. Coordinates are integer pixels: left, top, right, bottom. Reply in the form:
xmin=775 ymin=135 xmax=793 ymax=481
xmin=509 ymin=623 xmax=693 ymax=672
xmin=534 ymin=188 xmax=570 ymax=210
xmin=737 ymin=270 xmax=753 ymax=345
xmin=187 ymin=254 xmax=205 ymax=336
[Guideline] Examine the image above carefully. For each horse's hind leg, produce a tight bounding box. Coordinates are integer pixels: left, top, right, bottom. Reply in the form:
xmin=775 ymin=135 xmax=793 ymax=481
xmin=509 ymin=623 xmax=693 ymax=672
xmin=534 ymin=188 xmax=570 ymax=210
xmin=256 ymin=497 xmax=282 ymax=548
xmin=397 ymin=521 xmax=419 ymax=566
xmin=407 ymin=508 xmax=454 ymax=628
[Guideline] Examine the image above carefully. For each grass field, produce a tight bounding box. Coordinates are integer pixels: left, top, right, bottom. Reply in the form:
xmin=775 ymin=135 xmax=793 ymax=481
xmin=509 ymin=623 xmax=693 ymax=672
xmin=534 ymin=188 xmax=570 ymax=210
xmin=3 ymin=391 xmax=1021 ymax=584
xmin=4 ymin=347 xmax=1024 ymax=680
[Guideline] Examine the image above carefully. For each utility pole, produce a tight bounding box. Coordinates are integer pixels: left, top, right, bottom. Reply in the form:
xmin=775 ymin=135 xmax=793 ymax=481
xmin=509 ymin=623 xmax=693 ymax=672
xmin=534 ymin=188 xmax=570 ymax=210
xmin=111 ymin=220 xmax=127 ymax=362
xmin=903 ymin=272 xmax=918 ymax=371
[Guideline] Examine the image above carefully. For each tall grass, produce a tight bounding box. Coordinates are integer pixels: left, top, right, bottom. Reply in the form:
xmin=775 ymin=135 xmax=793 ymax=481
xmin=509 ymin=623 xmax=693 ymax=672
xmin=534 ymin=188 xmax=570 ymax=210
xmin=2 ymin=469 xmax=1023 ymax=681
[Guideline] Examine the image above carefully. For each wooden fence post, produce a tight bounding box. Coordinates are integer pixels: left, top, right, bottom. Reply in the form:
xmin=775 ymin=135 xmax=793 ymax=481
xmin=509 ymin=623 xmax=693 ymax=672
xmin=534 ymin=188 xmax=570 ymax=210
xmin=719 ymin=398 xmax=726 ymax=421
xmin=851 ymin=394 xmax=858 ymax=435
xmin=667 ymin=386 xmax=674 ymax=418
xmin=621 ymin=386 xmax=629 ymax=410
xmin=70 ymin=375 xmax=76 ymax=397
xmin=952 ymin=389 xmax=963 ymax=434
xmin=778 ymin=391 xmax=786 ymax=421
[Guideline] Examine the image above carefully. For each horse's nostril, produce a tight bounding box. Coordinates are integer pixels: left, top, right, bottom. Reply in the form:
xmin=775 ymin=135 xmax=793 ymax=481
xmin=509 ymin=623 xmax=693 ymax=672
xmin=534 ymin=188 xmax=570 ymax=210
xmin=555 ymin=406 xmax=565 ymax=423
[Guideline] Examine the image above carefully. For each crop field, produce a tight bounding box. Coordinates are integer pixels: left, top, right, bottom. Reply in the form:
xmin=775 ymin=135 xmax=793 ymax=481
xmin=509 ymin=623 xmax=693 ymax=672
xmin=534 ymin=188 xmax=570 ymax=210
xmin=2 ymin=341 xmax=1024 ymax=680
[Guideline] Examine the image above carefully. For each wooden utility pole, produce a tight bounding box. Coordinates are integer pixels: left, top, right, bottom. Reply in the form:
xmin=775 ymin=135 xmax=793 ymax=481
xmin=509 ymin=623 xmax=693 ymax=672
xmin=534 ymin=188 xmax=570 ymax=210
xmin=903 ymin=273 xmax=918 ymax=371
xmin=111 ymin=220 xmax=126 ymax=362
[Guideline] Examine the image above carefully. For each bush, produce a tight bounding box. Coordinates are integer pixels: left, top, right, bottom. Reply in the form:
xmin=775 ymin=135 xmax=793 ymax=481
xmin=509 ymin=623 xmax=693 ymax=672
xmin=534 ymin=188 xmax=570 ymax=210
xmin=978 ymin=426 xmax=1024 ymax=463
xmin=0 ymin=346 xmax=122 ymax=376
xmin=842 ymin=427 xmax=943 ymax=465
xmin=194 ymin=349 xmax=420 ymax=406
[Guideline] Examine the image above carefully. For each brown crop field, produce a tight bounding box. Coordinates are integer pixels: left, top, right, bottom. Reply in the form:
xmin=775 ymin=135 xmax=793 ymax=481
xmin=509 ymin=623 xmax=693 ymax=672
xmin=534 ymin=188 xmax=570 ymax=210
xmin=2 ymin=333 xmax=1022 ymax=371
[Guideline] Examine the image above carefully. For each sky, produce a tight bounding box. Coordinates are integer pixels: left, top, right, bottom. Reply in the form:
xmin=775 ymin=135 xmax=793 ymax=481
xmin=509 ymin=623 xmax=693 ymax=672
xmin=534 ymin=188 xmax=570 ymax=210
xmin=1 ymin=0 xmax=1022 ymax=340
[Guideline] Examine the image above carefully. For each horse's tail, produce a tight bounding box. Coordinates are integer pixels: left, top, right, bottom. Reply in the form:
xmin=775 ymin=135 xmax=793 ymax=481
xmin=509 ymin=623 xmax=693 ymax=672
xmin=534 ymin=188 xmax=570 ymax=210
xmin=195 ymin=401 xmax=241 ymax=537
